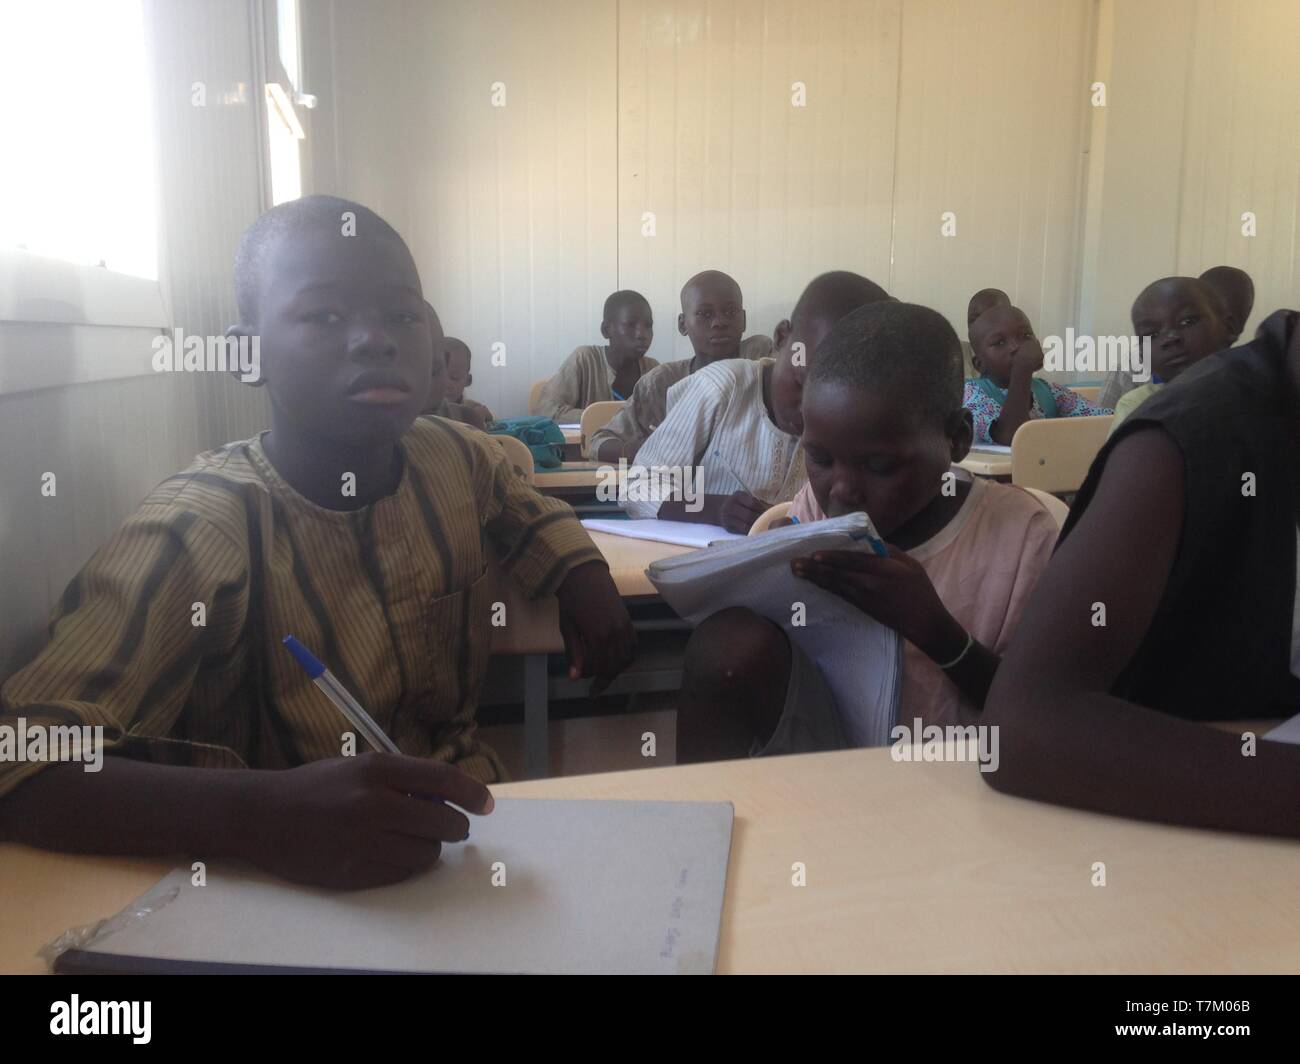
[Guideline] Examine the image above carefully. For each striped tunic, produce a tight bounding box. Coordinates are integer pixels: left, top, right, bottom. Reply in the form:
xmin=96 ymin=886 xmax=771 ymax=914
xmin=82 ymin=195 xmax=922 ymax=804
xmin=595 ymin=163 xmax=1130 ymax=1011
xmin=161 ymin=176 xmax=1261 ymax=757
xmin=621 ymin=358 xmax=806 ymax=519
xmin=0 ymin=418 xmax=602 ymax=795
xmin=534 ymin=345 xmax=659 ymax=424
xmin=583 ymin=335 xmax=777 ymax=460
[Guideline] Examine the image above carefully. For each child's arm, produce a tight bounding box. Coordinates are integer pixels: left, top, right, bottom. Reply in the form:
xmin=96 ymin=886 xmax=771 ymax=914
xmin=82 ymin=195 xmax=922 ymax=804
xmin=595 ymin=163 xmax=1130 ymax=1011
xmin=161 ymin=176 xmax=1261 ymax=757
xmin=473 ymin=426 xmax=635 ymax=688
xmin=0 ymin=753 xmax=493 ymax=890
xmin=1052 ymin=383 xmax=1114 ymax=417
xmin=533 ymin=350 xmax=587 ymax=424
xmin=588 ymin=396 xmax=639 ymax=462
xmin=990 ymin=339 xmax=1045 ymax=444
xmin=983 ymin=426 xmax=1300 ymax=837
xmin=658 ymin=490 xmax=773 ymax=532
xmin=620 ymin=372 xmax=725 ymax=520
xmin=0 ymin=504 xmax=497 ymax=884
xmin=791 ymin=548 xmax=999 ymax=709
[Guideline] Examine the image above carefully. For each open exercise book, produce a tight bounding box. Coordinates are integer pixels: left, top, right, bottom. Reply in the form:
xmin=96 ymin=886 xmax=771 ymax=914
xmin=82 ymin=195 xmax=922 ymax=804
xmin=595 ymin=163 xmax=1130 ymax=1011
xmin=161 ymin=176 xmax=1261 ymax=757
xmin=647 ymin=512 xmax=902 ymax=747
xmin=581 ymin=517 xmax=745 ymax=549
xmin=51 ymin=799 xmax=734 ymax=975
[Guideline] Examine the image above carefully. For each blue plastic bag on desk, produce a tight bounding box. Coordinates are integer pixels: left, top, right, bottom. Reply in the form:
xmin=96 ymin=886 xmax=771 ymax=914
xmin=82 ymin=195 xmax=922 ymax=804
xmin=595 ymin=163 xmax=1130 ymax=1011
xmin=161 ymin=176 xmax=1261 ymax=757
xmin=486 ymin=416 xmax=566 ymax=469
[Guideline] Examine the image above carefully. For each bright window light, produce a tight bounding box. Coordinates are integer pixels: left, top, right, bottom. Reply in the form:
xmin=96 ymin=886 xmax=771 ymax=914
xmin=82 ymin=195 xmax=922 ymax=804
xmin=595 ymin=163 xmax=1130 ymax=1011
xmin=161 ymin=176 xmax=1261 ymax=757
xmin=0 ymin=0 xmax=159 ymax=280
xmin=277 ymin=0 xmax=301 ymax=91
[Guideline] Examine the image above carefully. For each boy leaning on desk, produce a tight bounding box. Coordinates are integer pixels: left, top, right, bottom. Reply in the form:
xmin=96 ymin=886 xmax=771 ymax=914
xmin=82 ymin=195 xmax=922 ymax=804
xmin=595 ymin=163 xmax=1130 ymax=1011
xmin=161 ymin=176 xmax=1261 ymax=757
xmin=0 ymin=196 xmax=635 ymax=890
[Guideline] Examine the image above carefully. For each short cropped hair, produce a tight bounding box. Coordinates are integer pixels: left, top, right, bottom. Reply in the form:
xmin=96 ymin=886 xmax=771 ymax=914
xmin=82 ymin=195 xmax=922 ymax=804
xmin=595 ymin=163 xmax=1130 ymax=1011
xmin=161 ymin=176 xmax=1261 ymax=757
xmin=233 ymin=195 xmax=408 ymax=324
xmin=808 ymin=301 xmax=964 ymax=429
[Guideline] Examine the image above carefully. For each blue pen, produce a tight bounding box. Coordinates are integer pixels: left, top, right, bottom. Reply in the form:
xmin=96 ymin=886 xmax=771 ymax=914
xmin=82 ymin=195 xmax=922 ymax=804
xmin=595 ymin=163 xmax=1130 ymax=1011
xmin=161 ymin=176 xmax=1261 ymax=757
xmin=282 ymin=635 xmax=401 ymax=755
xmin=850 ymin=526 xmax=890 ymax=558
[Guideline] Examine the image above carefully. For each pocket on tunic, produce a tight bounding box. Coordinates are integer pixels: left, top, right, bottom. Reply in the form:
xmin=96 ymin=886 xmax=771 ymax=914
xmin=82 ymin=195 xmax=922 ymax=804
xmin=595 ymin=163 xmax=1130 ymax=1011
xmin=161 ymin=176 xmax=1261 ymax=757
xmin=417 ymin=566 xmax=494 ymax=736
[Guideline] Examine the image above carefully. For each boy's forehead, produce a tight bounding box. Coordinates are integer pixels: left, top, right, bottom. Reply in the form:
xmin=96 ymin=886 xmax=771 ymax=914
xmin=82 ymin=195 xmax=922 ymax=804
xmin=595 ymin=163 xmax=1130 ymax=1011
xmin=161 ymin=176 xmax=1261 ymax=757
xmin=683 ymin=278 xmax=741 ymax=308
xmin=614 ymin=299 xmax=652 ymax=318
xmin=1133 ymin=280 xmax=1206 ymax=318
xmin=804 ymin=378 xmax=928 ymax=444
xmin=262 ymin=226 xmax=421 ymax=304
xmin=973 ymin=304 xmax=1024 ymax=337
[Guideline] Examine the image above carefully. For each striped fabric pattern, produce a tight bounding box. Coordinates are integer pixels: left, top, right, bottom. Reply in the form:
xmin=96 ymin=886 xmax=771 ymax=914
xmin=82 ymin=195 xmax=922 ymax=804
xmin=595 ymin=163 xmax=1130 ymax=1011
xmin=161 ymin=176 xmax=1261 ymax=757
xmin=621 ymin=358 xmax=806 ymax=519
xmin=584 ymin=334 xmax=778 ymax=459
xmin=0 ymin=418 xmax=602 ymax=793
xmin=534 ymin=345 xmax=659 ymax=423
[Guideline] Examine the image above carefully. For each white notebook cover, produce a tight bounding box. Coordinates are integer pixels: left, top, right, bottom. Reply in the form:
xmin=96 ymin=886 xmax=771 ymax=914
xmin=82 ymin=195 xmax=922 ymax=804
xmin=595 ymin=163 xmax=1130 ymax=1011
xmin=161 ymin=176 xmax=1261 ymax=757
xmin=66 ymin=798 xmax=734 ymax=975
xmin=647 ymin=512 xmax=902 ymax=747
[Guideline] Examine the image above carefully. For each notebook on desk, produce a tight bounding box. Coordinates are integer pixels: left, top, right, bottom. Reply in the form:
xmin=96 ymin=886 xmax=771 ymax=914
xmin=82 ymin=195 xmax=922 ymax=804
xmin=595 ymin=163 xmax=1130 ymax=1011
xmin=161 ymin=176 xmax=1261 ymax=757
xmin=581 ymin=517 xmax=745 ymax=549
xmin=647 ymin=513 xmax=902 ymax=747
xmin=52 ymin=798 xmax=734 ymax=975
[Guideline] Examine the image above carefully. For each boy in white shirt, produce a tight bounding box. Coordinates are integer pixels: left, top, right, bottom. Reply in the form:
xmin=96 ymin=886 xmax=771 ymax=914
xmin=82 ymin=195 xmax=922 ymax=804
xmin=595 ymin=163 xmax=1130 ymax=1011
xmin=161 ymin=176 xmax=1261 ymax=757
xmin=621 ymin=272 xmax=889 ymax=532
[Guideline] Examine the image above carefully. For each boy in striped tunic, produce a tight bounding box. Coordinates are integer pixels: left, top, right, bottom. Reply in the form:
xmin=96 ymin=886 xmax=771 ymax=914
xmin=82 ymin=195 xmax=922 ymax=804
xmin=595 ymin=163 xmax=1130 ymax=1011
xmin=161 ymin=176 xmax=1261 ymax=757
xmin=0 ymin=196 xmax=634 ymax=889
xmin=586 ymin=270 xmax=773 ymax=462
xmin=621 ymin=272 xmax=889 ymax=532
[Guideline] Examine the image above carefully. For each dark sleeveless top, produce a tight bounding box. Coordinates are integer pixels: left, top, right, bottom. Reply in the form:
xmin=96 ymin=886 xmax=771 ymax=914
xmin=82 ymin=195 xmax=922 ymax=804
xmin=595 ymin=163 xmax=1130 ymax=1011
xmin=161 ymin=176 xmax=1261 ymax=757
xmin=1061 ymin=309 xmax=1300 ymax=718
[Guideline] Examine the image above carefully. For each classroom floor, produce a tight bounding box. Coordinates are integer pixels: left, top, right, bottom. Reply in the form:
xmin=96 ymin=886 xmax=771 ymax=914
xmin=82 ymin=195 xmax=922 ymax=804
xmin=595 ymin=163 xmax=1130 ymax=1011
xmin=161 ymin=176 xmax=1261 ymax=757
xmin=478 ymin=692 xmax=678 ymax=780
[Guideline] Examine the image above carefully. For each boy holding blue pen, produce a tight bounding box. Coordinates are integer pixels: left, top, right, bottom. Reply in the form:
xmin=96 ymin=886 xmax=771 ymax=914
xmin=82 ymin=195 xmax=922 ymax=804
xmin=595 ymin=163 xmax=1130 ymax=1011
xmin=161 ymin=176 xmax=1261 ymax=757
xmin=0 ymin=196 xmax=635 ymax=889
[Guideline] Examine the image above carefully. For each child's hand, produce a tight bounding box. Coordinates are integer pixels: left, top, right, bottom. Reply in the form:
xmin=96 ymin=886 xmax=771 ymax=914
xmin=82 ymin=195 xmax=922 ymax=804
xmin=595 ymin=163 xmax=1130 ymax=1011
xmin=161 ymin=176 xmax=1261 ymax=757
xmin=720 ymin=491 xmax=773 ymax=533
xmin=556 ymin=560 xmax=637 ymax=693
xmin=791 ymin=547 xmax=963 ymax=657
xmin=242 ymin=753 xmax=494 ymax=889
xmin=1011 ymin=335 xmax=1044 ymax=376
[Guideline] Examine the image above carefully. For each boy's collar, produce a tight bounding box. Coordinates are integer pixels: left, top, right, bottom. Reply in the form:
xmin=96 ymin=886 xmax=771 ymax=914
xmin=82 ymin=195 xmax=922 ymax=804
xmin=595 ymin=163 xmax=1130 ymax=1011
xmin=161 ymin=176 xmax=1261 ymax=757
xmin=249 ymin=430 xmax=410 ymax=517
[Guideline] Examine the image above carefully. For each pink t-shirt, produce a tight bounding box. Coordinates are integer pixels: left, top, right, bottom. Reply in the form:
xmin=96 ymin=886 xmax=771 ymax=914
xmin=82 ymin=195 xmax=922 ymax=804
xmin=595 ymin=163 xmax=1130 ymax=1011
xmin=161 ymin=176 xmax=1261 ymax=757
xmin=787 ymin=472 xmax=1058 ymax=728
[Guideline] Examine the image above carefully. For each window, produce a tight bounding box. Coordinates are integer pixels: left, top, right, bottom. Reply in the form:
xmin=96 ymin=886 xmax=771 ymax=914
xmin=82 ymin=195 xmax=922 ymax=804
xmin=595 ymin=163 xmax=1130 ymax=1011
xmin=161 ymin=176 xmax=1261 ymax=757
xmin=264 ymin=0 xmax=306 ymax=206
xmin=0 ymin=0 xmax=159 ymax=280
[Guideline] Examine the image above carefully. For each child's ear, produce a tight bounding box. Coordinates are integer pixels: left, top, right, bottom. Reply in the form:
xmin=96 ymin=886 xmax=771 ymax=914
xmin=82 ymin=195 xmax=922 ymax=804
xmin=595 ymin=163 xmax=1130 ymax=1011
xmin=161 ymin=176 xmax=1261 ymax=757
xmin=677 ymin=312 xmax=688 ymax=336
xmin=1223 ymin=312 xmax=1241 ymax=345
xmin=599 ymin=319 xmax=612 ymax=342
xmin=773 ymin=319 xmax=792 ymax=351
xmin=947 ymin=408 xmax=974 ymax=463
xmin=465 ymin=371 xmax=473 ymax=388
xmin=737 ymin=308 xmax=747 ymax=334
xmin=225 ymin=324 xmax=265 ymax=387
xmin=970 ymin=350 xmax=983 ymax=375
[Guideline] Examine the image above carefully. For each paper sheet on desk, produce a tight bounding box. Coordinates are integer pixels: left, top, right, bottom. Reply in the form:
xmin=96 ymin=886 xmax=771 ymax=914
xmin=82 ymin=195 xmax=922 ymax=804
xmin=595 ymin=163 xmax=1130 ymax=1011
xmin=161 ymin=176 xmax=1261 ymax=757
xmin=647 ymin=512 xmax=902 ymax=747
xmin=62 ymin=799 xmax=733 ymax=975
xmin=969 ymin=443 xmax=1012 ymax=454
xmin=582 ymin=518 xmax=745 ymax=548
xmin=1263 ymin=714 xmax=1300 ymax=745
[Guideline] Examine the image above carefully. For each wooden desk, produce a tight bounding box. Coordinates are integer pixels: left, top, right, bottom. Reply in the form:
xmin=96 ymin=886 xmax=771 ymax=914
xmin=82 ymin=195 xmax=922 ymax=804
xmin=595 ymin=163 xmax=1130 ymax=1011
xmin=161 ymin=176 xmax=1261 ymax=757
xmin=534 ymin=462 xmax=604 ymax=495
xmin=560 ymin=427 xmax=583 ymax=461
xmin=956 ymin=448 xmax=1012 ymax=478
xmin=488 ymin=531 xmax=696 ymax=778
xmin=6 ymin=747 xmax=1298 ymax=974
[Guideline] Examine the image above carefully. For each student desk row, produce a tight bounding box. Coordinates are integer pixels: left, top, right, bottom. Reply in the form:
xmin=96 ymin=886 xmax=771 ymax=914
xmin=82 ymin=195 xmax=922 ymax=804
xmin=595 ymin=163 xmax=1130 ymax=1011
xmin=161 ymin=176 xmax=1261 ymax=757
xmin=533 ymin=462 xmax=604 ymax=495
xmin=488 ymin=531 xmax=693 ymax=778
xmin=4 ymin=745 xmax=1296 ymax=974
xmin=955 ymin=447 xmax=1012 ymax=478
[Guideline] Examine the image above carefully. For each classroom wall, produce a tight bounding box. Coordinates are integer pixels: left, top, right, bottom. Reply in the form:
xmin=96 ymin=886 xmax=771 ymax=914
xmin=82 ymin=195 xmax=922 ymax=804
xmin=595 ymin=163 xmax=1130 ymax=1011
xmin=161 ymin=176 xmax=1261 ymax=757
xmin=303 ymin=0 xmax=619 ymax=421
xmin=616 ymin=0 xmax=901 ymax=355
xmin=0 ymin=0 xmax=267 ymax=680
xmin=298 ymin=0 xmax=1099 ymax=408
xmin=305 ymin=0 xmax=1300 ymax=407
xmin=1084 ymin=0 xmax=1300 ymax=341
xmin=890 ymin=0 xmax=1094 ymax=340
